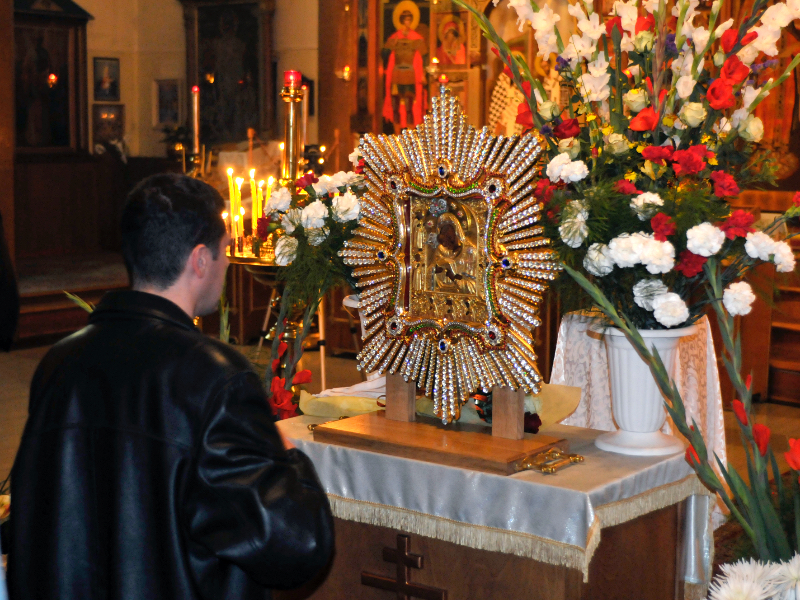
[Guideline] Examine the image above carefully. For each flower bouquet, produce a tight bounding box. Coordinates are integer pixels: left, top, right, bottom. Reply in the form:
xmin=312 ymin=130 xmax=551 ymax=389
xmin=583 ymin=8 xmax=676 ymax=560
xmin=260 ymin=160 xmax=366 ymax=419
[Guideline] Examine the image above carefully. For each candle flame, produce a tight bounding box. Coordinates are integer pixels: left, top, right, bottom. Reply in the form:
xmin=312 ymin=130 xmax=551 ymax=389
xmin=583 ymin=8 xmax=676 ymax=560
xmin=192 ymin=85 xmax=199 ymax=93
xmin=240 ymin=207 xmax=245 ymax=216
xmin=221 ymin=211 xmax=228 ymax=219
xmin=258 ymin=180 xmax=265 ymax=187
xmin=279 ymin=142 xmax=285 ymax=150
xmin=235 ymin=177 xmax=244 ymax=187
xmin=233 ymin=215 xmax=239 ymax=222
xmin=320 ymin=145 xmax=326 ymax=153
xmin=319 ymin=158 xmax=325 ymax=164
xmin=227 ymin=168 xmax=233 ymax=176
xmin=249 ymin=169 xmax=255 ymax=179
xmin=268 ymin=176 xmax=275 ymax=185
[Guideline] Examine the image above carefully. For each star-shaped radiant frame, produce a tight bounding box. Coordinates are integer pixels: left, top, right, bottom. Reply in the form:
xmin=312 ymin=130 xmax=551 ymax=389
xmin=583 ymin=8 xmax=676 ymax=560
xmin=340 ymin=87 xmax=561 ymax=424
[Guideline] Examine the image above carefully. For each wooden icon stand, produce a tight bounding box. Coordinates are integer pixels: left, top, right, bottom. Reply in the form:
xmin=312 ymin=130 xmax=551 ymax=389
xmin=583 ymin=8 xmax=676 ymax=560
xmin=312 ymin=373 xmax=568 ymax=475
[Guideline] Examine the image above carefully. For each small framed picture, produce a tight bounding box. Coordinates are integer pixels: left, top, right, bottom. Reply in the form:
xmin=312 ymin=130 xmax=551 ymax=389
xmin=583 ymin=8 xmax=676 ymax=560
xmin=153 ymin=79 xmax=181 ymax=126
xmin=93 ymin=57 xmax=120 ymax=102
xmin=92 ymin=103 xmax=125 ymax=147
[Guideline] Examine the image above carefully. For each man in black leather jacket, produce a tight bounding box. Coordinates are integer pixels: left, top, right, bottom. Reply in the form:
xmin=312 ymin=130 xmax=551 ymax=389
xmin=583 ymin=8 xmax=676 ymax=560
xmin=7 ymin=174 xmax=334 ymax=599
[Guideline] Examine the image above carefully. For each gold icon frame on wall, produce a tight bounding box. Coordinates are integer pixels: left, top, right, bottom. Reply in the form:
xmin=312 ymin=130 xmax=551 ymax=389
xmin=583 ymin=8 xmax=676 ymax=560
xmin=340 ymin=86 xmax=561 ymax=424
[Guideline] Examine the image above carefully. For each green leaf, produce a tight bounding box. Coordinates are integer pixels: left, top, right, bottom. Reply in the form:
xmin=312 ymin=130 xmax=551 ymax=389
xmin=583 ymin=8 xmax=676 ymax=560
xmin=64 ymin=291 xmax=95 ymax=313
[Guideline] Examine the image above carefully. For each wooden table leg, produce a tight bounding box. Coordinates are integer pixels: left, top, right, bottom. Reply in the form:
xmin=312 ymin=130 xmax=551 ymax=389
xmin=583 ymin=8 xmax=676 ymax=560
xmin=385 ymin=372 xmax=416 ymax=422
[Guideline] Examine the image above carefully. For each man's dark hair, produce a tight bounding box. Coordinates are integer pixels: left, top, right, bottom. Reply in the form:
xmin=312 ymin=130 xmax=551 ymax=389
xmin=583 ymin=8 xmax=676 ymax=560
xmin=121 ymin=173 xmax=226 ymax=289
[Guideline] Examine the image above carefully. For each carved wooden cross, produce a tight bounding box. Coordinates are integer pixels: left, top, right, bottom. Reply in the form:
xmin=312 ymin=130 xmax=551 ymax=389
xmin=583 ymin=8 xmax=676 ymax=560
xmin=361 ymin=534 xmax=447 ymax=600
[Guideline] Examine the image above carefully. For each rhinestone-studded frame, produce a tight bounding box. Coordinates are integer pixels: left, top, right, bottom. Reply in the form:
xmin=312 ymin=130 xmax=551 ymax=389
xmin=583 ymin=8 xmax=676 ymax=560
xmin=339 ymin=88 xmax=562 ymax=424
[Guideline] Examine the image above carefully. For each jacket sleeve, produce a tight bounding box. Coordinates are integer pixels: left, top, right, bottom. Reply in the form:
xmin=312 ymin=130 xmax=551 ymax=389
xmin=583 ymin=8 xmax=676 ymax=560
xmin=183 ymin=371 xmax=334 ymax=590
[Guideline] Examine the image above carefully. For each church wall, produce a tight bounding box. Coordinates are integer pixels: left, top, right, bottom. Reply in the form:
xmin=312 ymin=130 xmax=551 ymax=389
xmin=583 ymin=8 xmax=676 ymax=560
xmin=1 ymin=0 xmax=13 ymax=263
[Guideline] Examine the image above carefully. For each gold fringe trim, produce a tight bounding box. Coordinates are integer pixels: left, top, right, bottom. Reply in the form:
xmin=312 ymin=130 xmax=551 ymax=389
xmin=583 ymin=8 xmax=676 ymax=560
xmin=328 ymin=474 xmax=713 ymax=582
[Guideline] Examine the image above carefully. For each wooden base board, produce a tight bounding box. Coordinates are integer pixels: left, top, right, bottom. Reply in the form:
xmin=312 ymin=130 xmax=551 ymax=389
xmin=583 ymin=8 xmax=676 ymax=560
xmin=312 ymin=411 xmax=568 ymax=475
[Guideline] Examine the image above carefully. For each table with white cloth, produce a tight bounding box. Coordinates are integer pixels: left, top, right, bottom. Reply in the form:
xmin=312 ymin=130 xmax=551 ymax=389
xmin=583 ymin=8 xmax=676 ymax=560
xmin=276 ymin=415 xmax=715 ymax=600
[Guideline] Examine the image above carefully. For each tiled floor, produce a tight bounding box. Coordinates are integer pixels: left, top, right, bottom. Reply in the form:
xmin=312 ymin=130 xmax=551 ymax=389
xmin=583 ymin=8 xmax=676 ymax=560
xmin=1 ymin=341 xmax=798 ymax=482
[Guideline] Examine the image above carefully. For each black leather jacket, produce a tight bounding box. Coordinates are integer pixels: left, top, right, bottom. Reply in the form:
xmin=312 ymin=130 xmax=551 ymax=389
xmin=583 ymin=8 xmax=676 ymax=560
xmin=7 ymin=290 xmax=334 ymax=599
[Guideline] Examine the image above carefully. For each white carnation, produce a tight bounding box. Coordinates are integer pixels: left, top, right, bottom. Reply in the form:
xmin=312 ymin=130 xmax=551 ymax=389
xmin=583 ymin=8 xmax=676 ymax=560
xmin=583 ymin=243 xmax=615 ymax=276
xmin=328 ymin=171 xmax=354 ymax=191
xmin=633 ymin=279 xmax=669 ymax=310
xmin=300 ymin=200 xmax=329 ymax=229
xmin=773 ymin=241 xmax=797 ymax=273
xmin=652 ymin=293 xmax=690 ymax=328
xmin=560 ymin=160 xmax=590 ymax=183
xmin=312 ymin=176 xmax=332 ymax=196
xmin=559 ymin=201 xmax=589 ymax=248
xmin=686 ymin=222 xmax=725 ymax=257
xmin=630 ymin=192 xmax=664 ymax=221
xmin=640 ymin=238 xmax=676 ymax=274
xmin=546 ymin=153 xmax=572 ymax=182
xmin=744 ymin=231 xmax=777 ymax=261
xmin=349 ymin=147 xmax=362 ymax=166
xmin=266 ymin=187 xmax=292 ymax=213
xmin=274 ymin=235 xmax=298 ymax=266
xmin=607 ymin=232 xmax=648 ymax=268
xmin=281 ymin=208 xmax=301 ymax=234
xmin=332 ymin=192 xmax=360 ymax=222
xmin=723 ymin=281 xmax=756 ymax=316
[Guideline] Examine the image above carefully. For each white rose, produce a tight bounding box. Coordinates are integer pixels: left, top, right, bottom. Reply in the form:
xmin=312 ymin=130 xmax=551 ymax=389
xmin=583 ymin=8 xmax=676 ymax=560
xmin=623 ymin=89 xmax=648 ymax=113
xmin=266 ymin=187 xmax=292 ymax=213
xmin=546 ymin=153 xmax=572 ymax=183
xmin=607 ymin=232 xmax=650 ymax=268
xmin=738 ymin=115 xmax=764 ymax=143
xmin=630 ymin=192 xmax=664 ymax=221
xmin=633 ymin=31 xmax=655 ymax=52
xmin=349 ymin=148 xmax=362 ymax=166
xmin=274 ymin=235 xmax=298 ymax=266
xmin=744 ymin=231 xmax=777 ymax=260
xmin=558 ymin=137 xmax=581 ymax=160
xmin=300 ymin=200 xmax=328 ymax=229
xmin=560 ymin=160 xmax=590 ymax=183
xmin=723 ymin=281 xmax=756 ymax=316
xmin=538 ymin=101 xmax=560 ymax=121
xmin=633 ymin=279 xmax=669 ymax=311
xmin=679 ymin=102 xmax=707 ymax=127
xmin=676 ymin=76 xmax=697 ymax=100
xmin=559 ymin=201 xmax=589 ymax=248
xmin=606 ymin=133 xmax=629 ymax=155
xmin=583 ymin=243 xmax=615 ymax=276
xmin=640 ymin=238 xmax=676 ymax=274
xmin=713 ymin=50 xmax=726 ymax=67
xmin=773 ymin=241 xmax=797 ymax=273
xmin=652 ymin=292 xmax=690 ymax=328
xmin=332 ymin=192 xmax=360 ymax=222
xmin=686 ymin=222 xmax=725 ymax=257
xmin=281 ymin=208 xmax=301 ymax=234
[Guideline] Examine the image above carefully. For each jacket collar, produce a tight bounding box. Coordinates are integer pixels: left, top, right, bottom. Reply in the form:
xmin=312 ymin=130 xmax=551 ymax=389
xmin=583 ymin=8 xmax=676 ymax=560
xmin=89 ymin=290 xmax=198 ymax=332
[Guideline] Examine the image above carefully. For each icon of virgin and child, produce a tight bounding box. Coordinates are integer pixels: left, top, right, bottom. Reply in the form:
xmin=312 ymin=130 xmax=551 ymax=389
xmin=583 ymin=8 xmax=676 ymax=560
xmin=413 ymin=210 xmax=478 ymax=296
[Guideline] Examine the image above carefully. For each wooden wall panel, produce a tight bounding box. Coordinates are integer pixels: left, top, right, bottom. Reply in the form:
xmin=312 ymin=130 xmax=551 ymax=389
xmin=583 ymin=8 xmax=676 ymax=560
xmin=0 ymin=0 xmax=14 ymax=265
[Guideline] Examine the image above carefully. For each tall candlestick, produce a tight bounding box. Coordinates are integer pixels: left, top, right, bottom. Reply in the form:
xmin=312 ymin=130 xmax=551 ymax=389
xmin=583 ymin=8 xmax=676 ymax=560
xmin=191 ymin=85 xmax=200 ymax=156
xmin=280 ymin=70 xmax=305 ymax=185
xmin=226 ymin=168 xmax=236 ymax=225
xmin=257 ymin=180 xmax=265 ymax=222
xmin=235 ymin=177 xmax=244 ymax=239
xmin=249 ymin=169 xmax=258 ymax=235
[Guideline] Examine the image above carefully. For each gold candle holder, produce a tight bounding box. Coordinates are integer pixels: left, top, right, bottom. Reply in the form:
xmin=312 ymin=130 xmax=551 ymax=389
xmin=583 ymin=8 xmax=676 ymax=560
xmin=280 ymin=70 xmax=305 ymax=186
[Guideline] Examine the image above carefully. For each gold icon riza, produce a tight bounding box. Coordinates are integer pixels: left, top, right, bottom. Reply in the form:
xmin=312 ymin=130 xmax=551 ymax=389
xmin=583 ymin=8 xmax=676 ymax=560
xmin=340 ymin=86 xmax=561 ymax=424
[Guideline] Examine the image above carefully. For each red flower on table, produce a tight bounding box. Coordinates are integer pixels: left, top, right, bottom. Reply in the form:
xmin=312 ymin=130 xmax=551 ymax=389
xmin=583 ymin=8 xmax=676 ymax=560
xmin=629 ymin=107 xmax=659 ymax=131
xmin=672 ymin=151 xmax=704 ymax=177
xmin=553 ymin=118 xmax=581 ymax=139
xmin=719 ymin=209 xmax=755 ymax=240
xmin=720 ymin=56 xmax=750 ymax=85
xmin=614 ymin=180 xmax=642 ymax=195
xmin=292 ymin=369 xmax=312 ymax=386
xmin=707 ymin=79 xmax=736 ymax=110
xmin=785 ymin=438 xmax=800 ymax=471
xmin=269 ymin=376 xmax=298 ymax=420
xmin=296 ymin=172 xmax=319 ymax=190
xmin=650 ymin=213 xmax=676 ymax=242
xmin=271 ymin=358 xmax=280 ymax=373
xmin=635 ymin=14 xmax=655 ymax=34
xmin=710 ymin=171 xmax=740 ymax=198
xmin=490 ymin=46 xmax=513 ymax=78
xmin=793 ymin=191 xmax=800 ymax=207
xmin=605 ymin=16 xmax=623 ymax=37
xmin=720 ymin=30 xmax=758 ymax=54
xmin=256 ymin=216 xmax=271 ymax=239
xmin=534 ymin=179 xmax=555 ymax=204
xmin=641 ymin=145 xmax=674 ymax=165
xmin=752 ymin=424 xmax=771 ymax=457
xmin=732 ymin=399 xmax=749 ymax=426
xmin=355 ymin=158 xmax=365 ymax=175
xmin=278 ymin=340 xmax=288 ymax=357
xmin=675 ymin=250 xmax=707 ymax=277
xmin=516 ymin=102 xmax=534 ymax=132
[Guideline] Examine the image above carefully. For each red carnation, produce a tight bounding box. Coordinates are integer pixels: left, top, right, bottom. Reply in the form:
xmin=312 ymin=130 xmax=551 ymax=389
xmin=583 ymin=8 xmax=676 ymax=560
xmin=355 ymin=158 xmax=365 ymax=175
xmin=675 ymin=250 xmax=707 ymax=277
xmin=732 ymin=399 xmax=749 ymax=426
xmin=552 ymin=118 xmax=581 ymax=139
xmin=296 ymin=172 xmax=319 ymax=189
xmin=650 ymin=213 xmax=676 ymax=242
xmin=629 ymin=106 xmax=659 ymax=131
xmin=720 ymin=56 xmax=750 ymax=85
xmin=719 ymin=209 xmax=755 ymax=240
xmin=672 ymin=149 xmax=706 ymax=177
xmin=605 ymin=16 xmax=623 ymax=37
xmin=707 ymin=79 xmax=736 ymax=110
xmin=753 ymin=423 xmax=771 ymax=457
xmin=614 ymin=180 xmax=641 ymax=195
xmin=516 ymin=102 xmax=534 ymax=132
xmin=256 ymin=216 xmax=271 ymax=239
xmin=641 ymin=145 xmax=674 ymax=165
xmin=635 ymin=14 xmax=655 ymax=34
xmin=720 ymin=30 xmax=758 ymax=54
xmin=533 ymin=179 xmax=554 ymax=204
xmin=292 ymin=369 xmax=312 ymax=386
xmin=710 ymin=171 xmax=740 ymax=198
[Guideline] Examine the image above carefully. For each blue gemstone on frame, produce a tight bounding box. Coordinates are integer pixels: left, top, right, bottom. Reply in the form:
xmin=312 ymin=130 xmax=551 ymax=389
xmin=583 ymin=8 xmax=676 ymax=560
xmin=501 ymin=258 xmax=511 ymax=268
xmin=377 ymin=251 xmax=386 ymax=260
xmin=438 ymin=340 xmax=447 ymax=351
xmin=438 ymin=166 xmax=446 ymax=177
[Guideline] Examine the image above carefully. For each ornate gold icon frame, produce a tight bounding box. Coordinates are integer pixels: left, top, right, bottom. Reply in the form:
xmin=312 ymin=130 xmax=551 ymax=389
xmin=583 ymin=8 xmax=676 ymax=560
xmin=341 ymin=86 xmax=561 ymax=424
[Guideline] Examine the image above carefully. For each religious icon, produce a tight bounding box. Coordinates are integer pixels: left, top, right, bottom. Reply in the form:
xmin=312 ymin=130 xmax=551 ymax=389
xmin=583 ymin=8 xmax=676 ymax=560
xmin=382 ymin=0 xmax=429 ymax=132
xmin=435 ymin=14 xmax=466 ymax=67
xmin=93 ymin=57 xmax=120 ymax=102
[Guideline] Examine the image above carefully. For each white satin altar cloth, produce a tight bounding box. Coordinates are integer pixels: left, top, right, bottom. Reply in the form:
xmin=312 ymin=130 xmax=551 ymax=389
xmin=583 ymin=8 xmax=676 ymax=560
xmin=278 ymin=416 xmax=713 ymax=585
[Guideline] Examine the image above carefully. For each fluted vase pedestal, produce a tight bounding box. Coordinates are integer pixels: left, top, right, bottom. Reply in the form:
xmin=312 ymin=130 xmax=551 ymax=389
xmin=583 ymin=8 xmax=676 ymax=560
xmin=595 ymin=326 xmax=696 ymax=456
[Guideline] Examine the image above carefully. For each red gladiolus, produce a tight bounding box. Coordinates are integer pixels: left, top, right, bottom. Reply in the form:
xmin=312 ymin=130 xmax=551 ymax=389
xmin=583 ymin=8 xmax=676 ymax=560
xmin=785 ymin=438 xmax=800 ymax=471
xmin=641 ymin=145 xmax=674 ymax=165
xmin=752 ymin=423 xmax=771 ymax=456
xmin=614 ymin=180 xmax=642 ymax=195
xmin=534 ymin=179 xmax=554 ymax=203
xmin=650 ymin=213 xmax=676 ymax=242
xmin=793 ymin=191 xmax=800 ymax=207
xmin=732 ymin=399 xmax=749 ymax=426
xmin=278 ymin=340 xmax=288 ymax=357
xmin=635 ymin=14 xmax=655 ymax=34
xmin=491 ymin=46 xmax=513 ymax=77
xmin=605 ymin=16 xmax=623 ymax=37
xmin=292 ymin=369 xmax=312 ymax=386
xmin=553 ymin=118 xmax=581 ymax=139
xmin=710 ymin=171 xmax=740 ymax=198
xmin=720 ymin=209 xmax=755 ymax=240
xmin=629 ymin=106 xmax=659 ymax=131
xmin=746 ymin=374 xmax=752 ymax=390
xmin=720 ymin=30 xmax=758 ymax=54
xmin=685 ymin=445 xmax=700 ymax=465
xmin=269 ymin=376 xmax=298 ymax=420
xmin=516 ymin=102 xmax=534 ymax=132
xmin=675 ymin=250 xmax=707 ymax=277
xmin=720 ymin=56 xmax=750 ymax=85
xmin=707 ymin=79 xmax=736 ymax=110
xmin=271 ymin=358 xmax=280 ymax=373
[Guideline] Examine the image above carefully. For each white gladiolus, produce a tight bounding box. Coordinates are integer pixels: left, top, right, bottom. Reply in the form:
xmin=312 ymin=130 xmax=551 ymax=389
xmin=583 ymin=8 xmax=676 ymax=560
xmin=508 ymin=0 xmax=537 ymax=30
xmin=714 ymin=18 xmax=735 ymax=37
xmin=623 ymin=88 xmax=648 ymax=112
xmin=742 ymin=85 xmax=763 ymax=112
xmin=281 ymin=208 xmax=301 ymax=234
xmin=723 ymin=281 xmax=756 ymax=316
xmin=679 ymin=102 xmax=707 ymax=127
xmin=578 ymin=69 xmax=611 ymax=102
xmin=761 ymin=2 xmax=793 ymax=27
xmin=686 ymin=223 xmax=725 ymax=257
xmin=751 ymin=24 xmax=782 ymax=56
xmin=332 ymin=192 xmax=360 ymax=222
xmin=643 ymin=0 xmax=659 ymax=12
xmin=773 ymin=241 xmax=797 ymax=273
xmin=692 ymin=26 xmax=711 ymax=52
xmin=788 ymin=0 xmax=800 ymax=19
xmin=561 ymin=34 xmax=595 ymax=67
xmin=578 ymin=12 xmax=606 ymax=40
xmin=559 ymin=201 xmax=590 ymax=248
xmin=546 ymin=153 xmax=572 ymax=182
xmin=676 ymin=75 xmax=697 ymax=99
xmin=613 ymin=0 xmax=639 ymax=34
xmin=633 ymin=279 xmax=669 ymax=311
xmin=630 ymin=192 xmax=664 ymax=221
xmin=745 ymin=231 xmax=777 ymax=260
xmin=652 ymin=293 xmax=690 ymax=328
xmin=266 ymin=187 xmax=292 ymax=213
xmin=738 ymin=115 xmax=764 ymax=143
xmin=583 ymin=243 xmax=615 ymax=276
xmin=568 ymin=2 xmax=587 ymax=20
xmin=713 ymin=50 xmax=726 ymax=67
xmin=274 ymin=235 xmax=298 ymax=266
xmin=738 ymin=44 xmax=760 ymax=65
xmin=300 ymin=200 xmax=328 ymax=229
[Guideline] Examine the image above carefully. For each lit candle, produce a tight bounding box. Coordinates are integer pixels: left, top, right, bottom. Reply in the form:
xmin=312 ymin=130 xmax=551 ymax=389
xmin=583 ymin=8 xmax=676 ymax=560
xmin=226 ymin=168 xmax=235 ymax=219
xmin=265 ymin=176 xmax=274 ymax=212
xmin=249 ymin=169 xmax=258 ymax=235
xmin=235 ymin=177 xmax=244 ymax=239
xmin=284 ymin=70 xmax=302 ymax=90
xmin=257 ymin=180 xmax=265 ymax=222
xmin=221 ymin=211 xmax=229 ymax=236
xmin=191 ymin=85 xmax=200 ymax=155
xmin=233 ymin=214 xmax=240 ymax=249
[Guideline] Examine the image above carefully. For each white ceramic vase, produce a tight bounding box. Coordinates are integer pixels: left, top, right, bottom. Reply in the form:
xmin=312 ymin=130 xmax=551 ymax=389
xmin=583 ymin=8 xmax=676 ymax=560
xmin=594 ymin=325 xmax=697 ymax=456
